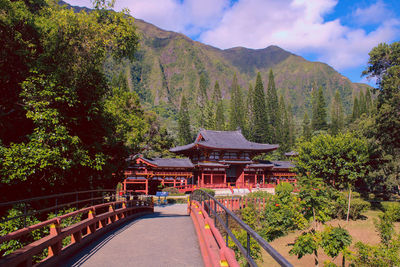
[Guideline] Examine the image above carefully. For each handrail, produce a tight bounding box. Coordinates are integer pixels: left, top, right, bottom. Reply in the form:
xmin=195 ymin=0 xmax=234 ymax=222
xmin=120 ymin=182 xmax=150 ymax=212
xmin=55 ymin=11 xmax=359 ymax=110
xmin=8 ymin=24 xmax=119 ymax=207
xmin=191 ymin=189 xmax=293 ymax=267
xmin=0 ymin=189 xmax=118 ymax=227
xmin=0 ymin=196 xmax=153 ymax=266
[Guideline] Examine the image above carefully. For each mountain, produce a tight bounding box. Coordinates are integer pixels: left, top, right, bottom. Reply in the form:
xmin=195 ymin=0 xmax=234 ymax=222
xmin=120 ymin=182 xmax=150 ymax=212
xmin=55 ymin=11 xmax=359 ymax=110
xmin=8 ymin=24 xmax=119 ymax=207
xmin=118 ymin=19 xmax=369 ymax=128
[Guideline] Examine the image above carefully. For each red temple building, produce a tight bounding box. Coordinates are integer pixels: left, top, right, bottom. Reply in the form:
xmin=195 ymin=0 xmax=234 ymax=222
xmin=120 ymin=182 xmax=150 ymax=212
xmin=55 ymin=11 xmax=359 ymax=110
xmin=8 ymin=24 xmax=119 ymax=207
xmin=123 ymin=130 xmax=297 ymax=195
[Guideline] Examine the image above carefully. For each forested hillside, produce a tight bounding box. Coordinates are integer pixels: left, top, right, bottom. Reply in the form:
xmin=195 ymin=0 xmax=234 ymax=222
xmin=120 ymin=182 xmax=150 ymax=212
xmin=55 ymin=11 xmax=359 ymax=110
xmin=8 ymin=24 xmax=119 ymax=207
xmin=112 ymin=18 xmax=371 ymax=132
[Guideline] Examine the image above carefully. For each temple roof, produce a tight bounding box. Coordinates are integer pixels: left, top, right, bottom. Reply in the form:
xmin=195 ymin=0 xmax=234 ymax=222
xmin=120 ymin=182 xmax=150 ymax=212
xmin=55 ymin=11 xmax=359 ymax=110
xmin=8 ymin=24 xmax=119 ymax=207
xmin=127 ymin=154 xmax=194 ymax=168
xmin=170 ymin=130 xmax=278 ymax=153
xmin=271 ymin=161 xmax=295 ymax=170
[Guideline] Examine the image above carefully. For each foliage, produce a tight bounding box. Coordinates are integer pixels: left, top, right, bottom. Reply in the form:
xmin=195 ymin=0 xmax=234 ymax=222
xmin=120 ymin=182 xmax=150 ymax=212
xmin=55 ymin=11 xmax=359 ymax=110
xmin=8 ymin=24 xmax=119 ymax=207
xmin=266 ymin=70 xmax=279 ymax=143
xmin=352 ymin=209 xmax=400 ymax=266
xmin=251 ymin=72 xmax=269 ymax=142
xmin=229 ymin=73 xmax=245 ymax=131
xmin=0 ymin=0 xmax=140 ymax=198
xmin=0 ymin=205 xmax=41 ymax=256
xmin=289 ymin=230 xmax=321 ymax=266
xmin=330 ymin=90 xmax=344 ymax=135
xmin=312 ymin=86 xmax=328 ymax=131
xmin=229 ymin=229 xmax=262 ymax=266
xmin=302 ymin=112 xmax=312 ymax=140
xmin=177 ymin=95 xmax=192 ymax=145
xmin=295 ymin=132 xmax=369 ymax=190
xmin=199 ymin=188 xmax=215 ymax=197
xmin=321 ymin=226 xmax=352 ymax=260
xmin=162 ymin=187 xmax=180 ymax=195
xmin=332 ymin=193 xmax=371 ymax=220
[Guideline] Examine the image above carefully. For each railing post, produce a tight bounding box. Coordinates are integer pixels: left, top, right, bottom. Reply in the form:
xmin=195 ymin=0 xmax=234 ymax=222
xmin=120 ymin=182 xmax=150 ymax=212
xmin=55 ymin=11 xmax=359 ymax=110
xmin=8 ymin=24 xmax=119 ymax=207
xmin=48 ymin=219 xmax=62 ymax=257
xmin=225 ymin=212 xmax=229 ymax=246
xmin=87 ymin=208 xmax=96 ymax=234
xmin=247 ymin=232 xmax=250 ymax=257
xmin=23 ymin=202 xmax=27 ymax=228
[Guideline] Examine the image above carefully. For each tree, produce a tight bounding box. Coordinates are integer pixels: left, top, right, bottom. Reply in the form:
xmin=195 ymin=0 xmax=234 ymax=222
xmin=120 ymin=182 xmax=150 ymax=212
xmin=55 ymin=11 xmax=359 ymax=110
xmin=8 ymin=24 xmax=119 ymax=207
xmin=302 ymin=112 xmax=312 ymax=140
xmin=177 ymin=95 xmax=192 ymax=145
xmin=266 ymin=70 xmax=279 ymax=142
xmin=197 ymin=73 xmax=209 ymax=128
xmin=0 ymin=0 xmax=140 ymax=198
xmin=295 ymin=133 xmax=370 ymax=221
xmin=330 ymin=90 xmax=344 ymax=135
xmin=365 ymin=89 xmax=373 ymax=116
xmin=352 ymin=96 xmax=360 ymax=121
xmin=278 ymin=95 xmax=290 ymax=152
xmin=229 ymin=73 xmax=245 ymax=131
xmin=244 ymin=83 xmax=254 ymax=138
xmin=212 ymin=81 xmax=225 ymax=130
xmin=252 ymin=72 xmax=269 ymax=142
xmin=311 ymin=86 xmax=327 ymax=131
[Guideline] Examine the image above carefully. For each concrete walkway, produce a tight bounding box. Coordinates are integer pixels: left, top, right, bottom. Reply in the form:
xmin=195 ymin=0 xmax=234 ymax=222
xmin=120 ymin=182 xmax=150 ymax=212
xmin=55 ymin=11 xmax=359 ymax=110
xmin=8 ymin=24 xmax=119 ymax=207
xmin=64 ymin=204 xmax=204 ymax=267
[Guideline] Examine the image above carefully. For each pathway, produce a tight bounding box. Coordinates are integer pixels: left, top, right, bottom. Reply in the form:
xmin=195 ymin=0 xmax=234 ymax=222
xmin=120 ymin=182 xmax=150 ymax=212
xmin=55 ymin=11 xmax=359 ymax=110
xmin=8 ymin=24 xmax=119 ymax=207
xmin=64 ymin=204 xmax=203 ymax=267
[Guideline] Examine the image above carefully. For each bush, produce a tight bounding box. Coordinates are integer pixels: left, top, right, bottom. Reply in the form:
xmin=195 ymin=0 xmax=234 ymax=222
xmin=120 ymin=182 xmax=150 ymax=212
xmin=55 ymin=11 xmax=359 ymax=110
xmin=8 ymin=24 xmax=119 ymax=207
xmin=199 ymin=188 xmax=215 ymax=197
xmin=162 ymin=187 xmax=180 ymax=194
xmin=333 ymin=193 xmax=371 ymax=220
xmin=381 ymin=202 xmax=400 ymax=221
xmin=246 ymin=191 xmax=272 ymax=199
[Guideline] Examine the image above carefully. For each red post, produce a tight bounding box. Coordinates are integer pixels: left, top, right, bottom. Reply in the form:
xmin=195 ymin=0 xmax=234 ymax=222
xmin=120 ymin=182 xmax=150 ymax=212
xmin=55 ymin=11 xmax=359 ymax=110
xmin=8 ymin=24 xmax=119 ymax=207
xmin=211 ymin=173 xmax=214 ymax=185
xmin=201 ymin=172 xmax=204 ymax=187
xmin=123 ymin=179 xmax=126 ymax=193
xmin=262 ymin=174 xmax=265 ymax=186
xmin=48 ymin=220 xmax=61 ymax=257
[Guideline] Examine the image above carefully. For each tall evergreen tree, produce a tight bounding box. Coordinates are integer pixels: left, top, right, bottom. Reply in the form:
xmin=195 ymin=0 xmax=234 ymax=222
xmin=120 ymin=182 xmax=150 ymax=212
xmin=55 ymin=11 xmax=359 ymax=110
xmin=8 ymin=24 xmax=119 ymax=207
xmin=197 ymin=73 xmax=208 ymax=128
xmin=311 ymin=86 xmax=328 ymax=131
xmin=213 ymin=81 xmax=225 ymax=130
xmin=330 ymin=90 xmax=344 ymax=135
xmin=365 ymin=89 xmax=372 ymax=116
xmin=229 ymin=74 xmax=245 ymax=131
xmin=279 ymin=95 xmax=290 ymax=152
xmin=359 ymin=90 xmax=367 ymax=116
xmin=252 ymin=72 xmax=269 ymax=142
xmin=245 ymin=83 xmax=254 ymax=138
xmin=287 ymin=103 xmax=296 ymax=147
xmin=266 ymin=70 xmax=279 ymax=142
xmin=178 ymin=95 xmax=192 ymax=145
xmin=352 ymin=96 xmax=360 ymax=121
xmin=302 ymin=112 xmax=312 ymax=140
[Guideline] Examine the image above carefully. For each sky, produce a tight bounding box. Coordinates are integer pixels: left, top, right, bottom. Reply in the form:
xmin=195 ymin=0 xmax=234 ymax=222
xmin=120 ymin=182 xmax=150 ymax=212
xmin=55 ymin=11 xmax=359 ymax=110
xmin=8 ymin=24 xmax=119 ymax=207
xmin=65 ymin=0 xmax=400 ymax=85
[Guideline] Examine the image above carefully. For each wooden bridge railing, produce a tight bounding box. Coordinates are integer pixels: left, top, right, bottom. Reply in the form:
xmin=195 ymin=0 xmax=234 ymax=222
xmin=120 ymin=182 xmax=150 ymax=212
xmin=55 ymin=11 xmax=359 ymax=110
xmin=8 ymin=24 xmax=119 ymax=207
xmin=0 ymin=195 xmax=153 ymax=267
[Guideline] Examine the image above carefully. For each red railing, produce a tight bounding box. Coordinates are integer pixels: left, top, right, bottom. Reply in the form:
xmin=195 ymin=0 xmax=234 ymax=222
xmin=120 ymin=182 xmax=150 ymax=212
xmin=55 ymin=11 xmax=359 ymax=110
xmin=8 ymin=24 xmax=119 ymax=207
xmin=189 ymin=200 xmax=239 ymax=267
xmin=0 ymin=198 xmax=153 ymax=266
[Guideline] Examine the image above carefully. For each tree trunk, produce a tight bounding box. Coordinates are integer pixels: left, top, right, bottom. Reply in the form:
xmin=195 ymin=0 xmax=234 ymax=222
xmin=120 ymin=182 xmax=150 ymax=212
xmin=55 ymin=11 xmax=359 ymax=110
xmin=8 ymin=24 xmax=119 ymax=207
xmin=342 ymin=254 xmax=346 ymax=267
xmin=314 ymin=250 xmax=319 ymax=267
xmin=346 ymin=186 xmax=352 ymax=222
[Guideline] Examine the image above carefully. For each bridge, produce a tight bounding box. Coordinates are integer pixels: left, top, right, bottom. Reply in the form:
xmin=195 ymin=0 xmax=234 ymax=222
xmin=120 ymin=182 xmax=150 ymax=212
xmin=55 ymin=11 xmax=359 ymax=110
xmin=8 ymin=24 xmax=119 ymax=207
xmin=0 ymin=190 xmax=292 ymax=267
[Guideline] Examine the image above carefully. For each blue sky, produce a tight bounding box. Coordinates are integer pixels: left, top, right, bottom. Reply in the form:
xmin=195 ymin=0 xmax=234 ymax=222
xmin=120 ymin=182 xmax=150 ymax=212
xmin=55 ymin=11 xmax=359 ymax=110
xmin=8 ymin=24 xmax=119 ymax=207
xmin=66 ymin=0 xmax=399 ymax=85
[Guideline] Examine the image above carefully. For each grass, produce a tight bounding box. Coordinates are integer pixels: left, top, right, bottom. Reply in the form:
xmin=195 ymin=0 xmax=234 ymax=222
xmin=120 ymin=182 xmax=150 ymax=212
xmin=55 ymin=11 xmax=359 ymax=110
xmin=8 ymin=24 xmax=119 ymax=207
xmin=259 ymin=209 xmax=400 ymax=266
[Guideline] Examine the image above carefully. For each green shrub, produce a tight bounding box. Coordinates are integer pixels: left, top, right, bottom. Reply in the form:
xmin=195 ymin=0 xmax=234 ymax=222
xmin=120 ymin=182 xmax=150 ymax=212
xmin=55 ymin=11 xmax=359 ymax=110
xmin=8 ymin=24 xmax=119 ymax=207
xmin=246 ymin=191 xmax=272 ymax=199
xmin=162 ymin=187 xmax=180 ymax=194
xmin=333 ymin=194 xmax=371 ymax=220
xmin=381 ymin=202 xmax=400 ymax=221
xmin=199 ymin=188 xmax=216 ymax=197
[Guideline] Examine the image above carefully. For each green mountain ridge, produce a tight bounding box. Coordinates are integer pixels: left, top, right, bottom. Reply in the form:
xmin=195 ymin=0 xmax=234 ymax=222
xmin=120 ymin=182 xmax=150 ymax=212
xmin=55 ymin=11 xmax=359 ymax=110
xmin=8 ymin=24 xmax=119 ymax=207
xmin=126 ymin=19 xmax=370 ymax=123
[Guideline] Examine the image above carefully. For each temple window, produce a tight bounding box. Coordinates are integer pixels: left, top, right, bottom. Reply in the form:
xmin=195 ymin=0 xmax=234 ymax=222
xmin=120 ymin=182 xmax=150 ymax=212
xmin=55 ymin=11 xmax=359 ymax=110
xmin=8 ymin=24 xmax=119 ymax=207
xmin=210 ymin=152 xmax=220 ymax=160
xmin=224 ymin=152 xmax=237 ymax=159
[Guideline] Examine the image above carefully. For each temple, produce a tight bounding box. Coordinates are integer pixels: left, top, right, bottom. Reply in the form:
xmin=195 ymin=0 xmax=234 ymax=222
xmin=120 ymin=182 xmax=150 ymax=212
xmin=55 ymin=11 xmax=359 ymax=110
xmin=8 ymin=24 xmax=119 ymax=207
xmin=123 ymin=130 xmax=297 ymax=195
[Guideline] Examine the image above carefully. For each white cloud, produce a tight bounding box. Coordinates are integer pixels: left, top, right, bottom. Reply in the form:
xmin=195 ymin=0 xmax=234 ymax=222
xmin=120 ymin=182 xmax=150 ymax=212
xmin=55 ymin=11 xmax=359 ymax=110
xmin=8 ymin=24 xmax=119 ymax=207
xmin=64 ymin=0 xmax=400 ymax=72
xmin=200 ymin=0 xmax=400 ymax=70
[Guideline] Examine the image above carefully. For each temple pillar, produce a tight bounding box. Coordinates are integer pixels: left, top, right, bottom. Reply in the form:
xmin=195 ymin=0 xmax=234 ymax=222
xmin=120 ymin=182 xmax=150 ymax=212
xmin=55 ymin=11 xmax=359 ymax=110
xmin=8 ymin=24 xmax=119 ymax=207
xmin=254 ymin=172 xmax=257 ymax=184
xmin=224 ymin=172 xmax=227 ymax=185
xmin=123 ymin=180 xmax=126 ymax=192
xmin=262 ymin=173 xmax=265 ymax=185
xmin=211 ymin=173 xmax=214 ymax=185
xmin=173 ymin=178 xmax=176 ymax=187
xmin=201 ymin=172 xmax=204 ymax=186
xmin=145 ymin=179 xmax=148 ymax=195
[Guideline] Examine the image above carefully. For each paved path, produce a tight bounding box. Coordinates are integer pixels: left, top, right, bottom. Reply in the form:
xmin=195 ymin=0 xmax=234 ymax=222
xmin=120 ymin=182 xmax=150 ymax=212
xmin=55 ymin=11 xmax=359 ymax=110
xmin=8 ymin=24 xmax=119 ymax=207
xmin=64 ymin=204 xmax=204 ymax=267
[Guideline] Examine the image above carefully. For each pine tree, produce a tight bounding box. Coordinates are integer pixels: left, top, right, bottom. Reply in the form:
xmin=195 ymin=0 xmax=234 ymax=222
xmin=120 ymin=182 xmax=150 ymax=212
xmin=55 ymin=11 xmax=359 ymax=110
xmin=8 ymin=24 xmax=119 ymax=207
xmin=197 ymin=73 xmax=208 ymax=127
xmin=311 ymin=86 xmax=328 ymax=131
xmin=252 ymin=72 xmax=269 ymax=142
xmin=352 ymin=96 xmax=360 ymax=121
xmin=330 ymin=90 xmax=344 ymax=135
xmin=365 ymin=89 xmax=372 ymax=116
xmin=266 ymin=69 xmax=279 ymax=142
xmin=212 ymin=81 xmax=225 ymax=130
xmin=302 ymin=112 xmax=312 ymax=140
xmin=229 ymin=74 xmax=245 ymax=131
xmin=359 ymin=90 xmax=367 ymax=116
xmin=215 ymin=102 xmax=225 ymax=130
xmin=279 ymin=95 xmax=290 ymax=152
xmin=287 ymin=103 xmax=296 ymax=147
xmin=204 ymin=100 xmax=215 ymax=129
xmin=244 ymin=83 xmax=254 ymax=138
xmin=178 ymin=95 xmax=192 ymax=145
